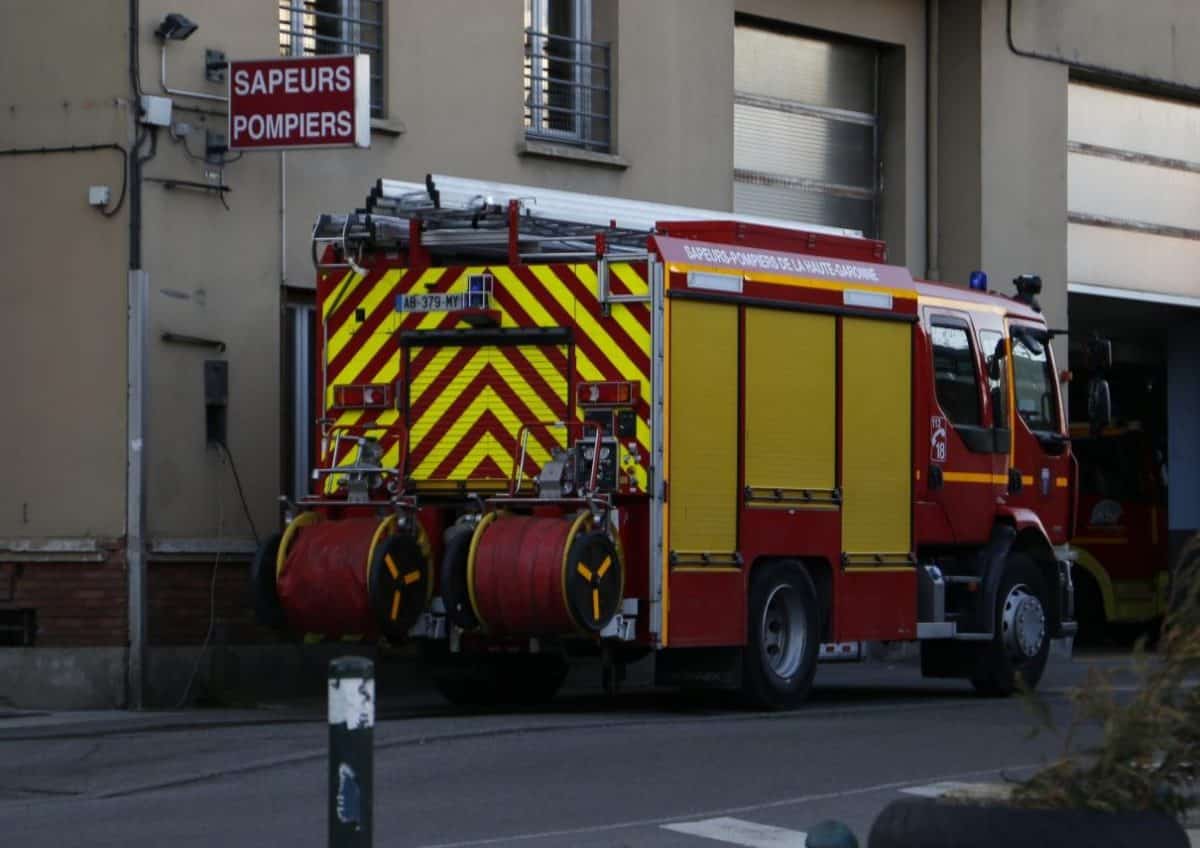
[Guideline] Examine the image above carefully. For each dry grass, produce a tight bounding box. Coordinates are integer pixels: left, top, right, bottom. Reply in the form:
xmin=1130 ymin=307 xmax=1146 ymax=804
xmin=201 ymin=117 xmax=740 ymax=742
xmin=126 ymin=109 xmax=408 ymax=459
xmin=1010 ymin=549 xmax=1200 ymax=817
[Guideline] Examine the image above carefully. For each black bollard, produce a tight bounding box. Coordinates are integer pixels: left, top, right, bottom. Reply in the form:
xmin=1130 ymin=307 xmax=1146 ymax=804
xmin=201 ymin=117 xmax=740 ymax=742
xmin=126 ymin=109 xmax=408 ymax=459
xmin=329 ymin=657 xmax=374 ymax=848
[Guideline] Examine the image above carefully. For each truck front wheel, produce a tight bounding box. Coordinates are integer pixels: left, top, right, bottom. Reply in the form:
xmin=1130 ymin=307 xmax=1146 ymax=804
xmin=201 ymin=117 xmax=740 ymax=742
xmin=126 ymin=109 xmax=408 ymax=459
xmin=742 ymin=560 xmax=820 ymax=709
xmin=971 ymin=554 xmax=1051 ymax=696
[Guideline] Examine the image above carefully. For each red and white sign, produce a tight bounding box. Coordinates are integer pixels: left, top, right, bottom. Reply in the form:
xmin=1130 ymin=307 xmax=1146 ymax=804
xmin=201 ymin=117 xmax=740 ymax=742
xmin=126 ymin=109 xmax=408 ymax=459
xmin=228 ymin=55 xmax=370 ymax=151
xmin=930 ymin=415 xmax=948 ymax=463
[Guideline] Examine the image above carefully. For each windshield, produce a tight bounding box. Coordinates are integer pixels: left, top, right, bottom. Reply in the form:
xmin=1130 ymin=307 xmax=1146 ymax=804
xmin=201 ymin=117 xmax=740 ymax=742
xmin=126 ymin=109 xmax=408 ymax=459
xmin=1011 ymin=330 xmax=1061 ymax=433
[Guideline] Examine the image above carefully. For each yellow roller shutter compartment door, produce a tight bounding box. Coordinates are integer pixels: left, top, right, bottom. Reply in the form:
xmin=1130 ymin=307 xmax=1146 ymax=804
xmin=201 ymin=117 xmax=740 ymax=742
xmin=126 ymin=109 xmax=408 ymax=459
xmin=668 ymin=300 xmax=738 ymax=553
xmin=744 ymin=309 xmax=836 ymax=491
xmin=841 ymin=318 xmax=912 ymax=555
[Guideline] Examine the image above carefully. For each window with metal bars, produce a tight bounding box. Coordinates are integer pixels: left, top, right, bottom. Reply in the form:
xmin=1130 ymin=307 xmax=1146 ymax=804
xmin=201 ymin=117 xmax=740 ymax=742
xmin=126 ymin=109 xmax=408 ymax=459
xmin=524 ymin=0 xmax=611 ymax=152
xmin=279 ymin=0 xmax=384 ymax=117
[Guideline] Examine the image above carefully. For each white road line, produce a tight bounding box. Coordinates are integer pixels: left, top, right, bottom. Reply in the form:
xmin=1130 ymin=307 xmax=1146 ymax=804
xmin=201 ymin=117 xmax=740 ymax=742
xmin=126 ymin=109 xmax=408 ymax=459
xmin=663 ymin=817 xmax=807 ymax=847
xmin=414 ymin=762 xmax=1041 ymax=848
xmin=901 ymin=781 xmax=984 ymax=798
xmin=901 ymin=781 xmax=1012 ymax=801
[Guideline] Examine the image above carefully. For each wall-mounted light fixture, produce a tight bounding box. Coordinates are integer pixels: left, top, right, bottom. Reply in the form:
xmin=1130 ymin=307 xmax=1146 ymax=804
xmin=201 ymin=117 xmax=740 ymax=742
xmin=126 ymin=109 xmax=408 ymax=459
xmin=154 ymin=13 xmax=198 ymax=41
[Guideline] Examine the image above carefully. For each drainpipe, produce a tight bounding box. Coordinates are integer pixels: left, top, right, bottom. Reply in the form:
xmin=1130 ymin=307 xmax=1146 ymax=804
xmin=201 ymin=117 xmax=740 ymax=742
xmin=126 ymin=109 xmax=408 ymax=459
xmin=280 ymin=151 xmax=287 ymax=286
xmin=127 ymin=0 xmax=148 ymax=710
xmin=925 ymin=0 xmax=940 ymax=281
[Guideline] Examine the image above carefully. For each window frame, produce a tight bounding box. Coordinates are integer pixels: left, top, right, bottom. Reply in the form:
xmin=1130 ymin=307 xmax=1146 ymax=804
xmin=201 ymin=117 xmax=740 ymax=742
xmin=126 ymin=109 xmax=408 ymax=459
xmin=279 ymin=0 xmax=385 ymax=118
xmin=524 ymin=0 xmax=609 ymax=151
xmin=928 ymin=315 xmax=985 ymax=429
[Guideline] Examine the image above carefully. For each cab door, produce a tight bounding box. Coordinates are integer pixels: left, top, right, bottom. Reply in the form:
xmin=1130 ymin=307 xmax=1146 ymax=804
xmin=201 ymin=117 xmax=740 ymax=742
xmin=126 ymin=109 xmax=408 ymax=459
xmin=1004 ymin=320 xmax=1072 ymax=544
xmin=921 ymin=310 xmax=998 ymax=543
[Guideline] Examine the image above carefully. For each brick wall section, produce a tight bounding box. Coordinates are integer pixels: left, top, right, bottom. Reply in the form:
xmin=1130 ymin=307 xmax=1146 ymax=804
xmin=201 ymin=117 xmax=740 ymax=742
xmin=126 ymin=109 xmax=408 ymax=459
xmin=0 ymin=551 xmax=128 ymax=647
xmin=0 ymin=551 xmax=282 ymax=647
xmin=149 ymin=560 xmax=281 ymax=645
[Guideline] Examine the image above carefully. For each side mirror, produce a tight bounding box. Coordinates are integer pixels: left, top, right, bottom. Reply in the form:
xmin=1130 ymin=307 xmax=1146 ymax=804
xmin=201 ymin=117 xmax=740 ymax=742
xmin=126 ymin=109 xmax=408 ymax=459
xmin=1088 ymin=377 xmax=1112 ymax=436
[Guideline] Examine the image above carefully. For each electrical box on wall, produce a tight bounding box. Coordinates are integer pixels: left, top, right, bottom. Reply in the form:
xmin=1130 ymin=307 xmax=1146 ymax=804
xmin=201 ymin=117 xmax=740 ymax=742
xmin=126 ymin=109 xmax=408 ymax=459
xmin=204 ymin=360 xmax=228 ymax=446
xmin=139 ymin=95 xmax=173 ymax=127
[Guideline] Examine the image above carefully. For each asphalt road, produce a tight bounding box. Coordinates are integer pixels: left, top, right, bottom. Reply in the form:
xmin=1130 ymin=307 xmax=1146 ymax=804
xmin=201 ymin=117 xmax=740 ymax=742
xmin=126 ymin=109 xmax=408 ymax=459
xmin=0 ymin=652 xmax=1138 ymax=847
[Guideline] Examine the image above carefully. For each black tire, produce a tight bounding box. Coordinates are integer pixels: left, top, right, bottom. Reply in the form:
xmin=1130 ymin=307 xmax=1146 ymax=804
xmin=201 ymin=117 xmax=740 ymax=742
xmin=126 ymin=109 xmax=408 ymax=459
xmin=420 ymin=643 xmax=568 ymax=707
xmin=1072 ymin=567 xmax=1107 ymax=646
xmin=971 ymin=553 xmax=1051 ymax=697
xmin=741 ymin=560 xmax=820 ymax=709
xmin=250 ymin=532 xmax=287 ymax=629
xmin=439 ymin=524 xmax=478 ymax=630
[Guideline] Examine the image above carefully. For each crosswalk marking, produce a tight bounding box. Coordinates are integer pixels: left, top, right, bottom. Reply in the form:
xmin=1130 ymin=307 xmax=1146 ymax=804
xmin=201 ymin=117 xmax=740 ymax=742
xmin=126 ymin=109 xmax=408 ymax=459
xmin=662 ymin=817 xmax=808 ymax=847
xmin=901 ymin=781 xmax=1011 ymax=801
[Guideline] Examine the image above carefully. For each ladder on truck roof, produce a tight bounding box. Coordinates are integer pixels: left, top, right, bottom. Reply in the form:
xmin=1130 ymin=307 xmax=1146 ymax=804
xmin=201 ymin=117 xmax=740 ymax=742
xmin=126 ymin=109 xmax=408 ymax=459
xmin=312 ymin=173 xmax=868 ymax=272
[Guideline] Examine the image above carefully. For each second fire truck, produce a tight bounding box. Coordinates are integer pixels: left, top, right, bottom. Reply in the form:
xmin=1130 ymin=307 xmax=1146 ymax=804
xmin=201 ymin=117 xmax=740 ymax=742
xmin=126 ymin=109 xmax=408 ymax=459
xmin=252 ymin=174 xmax=1098 ymax=708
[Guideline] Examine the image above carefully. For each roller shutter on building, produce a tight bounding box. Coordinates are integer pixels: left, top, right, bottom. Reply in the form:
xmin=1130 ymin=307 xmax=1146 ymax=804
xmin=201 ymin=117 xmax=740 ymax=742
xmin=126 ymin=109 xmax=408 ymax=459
xmin=1068 ymin=82 xmax=1200 ymax=305
xmin=734 ymin=23 xmax=880 ymax=236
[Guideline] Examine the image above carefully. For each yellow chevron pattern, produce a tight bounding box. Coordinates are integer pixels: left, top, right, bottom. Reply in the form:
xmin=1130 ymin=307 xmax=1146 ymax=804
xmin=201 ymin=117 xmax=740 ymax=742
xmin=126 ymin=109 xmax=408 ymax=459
xmin=407 ymin=345 xmax=569 ymax=482
xmin=317 ymin=262 xmax=651 ymax=494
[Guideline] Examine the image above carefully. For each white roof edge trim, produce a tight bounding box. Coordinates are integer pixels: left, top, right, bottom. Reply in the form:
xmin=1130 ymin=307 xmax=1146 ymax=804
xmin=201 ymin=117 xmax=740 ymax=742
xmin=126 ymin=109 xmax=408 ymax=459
xmin=1067 ymin=281 xmax=1200 ymax=310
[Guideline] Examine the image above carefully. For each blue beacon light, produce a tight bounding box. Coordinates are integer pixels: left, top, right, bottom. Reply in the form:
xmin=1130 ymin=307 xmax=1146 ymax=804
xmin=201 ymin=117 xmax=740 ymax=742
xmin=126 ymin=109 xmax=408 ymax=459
xmin=968 ymin=270 xmax=988 ymax=292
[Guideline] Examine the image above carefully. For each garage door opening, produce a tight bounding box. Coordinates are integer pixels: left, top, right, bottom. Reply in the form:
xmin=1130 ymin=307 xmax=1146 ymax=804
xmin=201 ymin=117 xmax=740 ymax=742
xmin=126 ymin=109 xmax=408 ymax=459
xmin=1067 ymin=291 xmax=1200 ymax=644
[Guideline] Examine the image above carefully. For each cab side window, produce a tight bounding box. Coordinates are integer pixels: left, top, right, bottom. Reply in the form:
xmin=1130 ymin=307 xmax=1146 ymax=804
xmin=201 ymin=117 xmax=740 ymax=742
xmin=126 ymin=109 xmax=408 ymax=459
xmin=930 ymin=322 xmax=982 ymax=427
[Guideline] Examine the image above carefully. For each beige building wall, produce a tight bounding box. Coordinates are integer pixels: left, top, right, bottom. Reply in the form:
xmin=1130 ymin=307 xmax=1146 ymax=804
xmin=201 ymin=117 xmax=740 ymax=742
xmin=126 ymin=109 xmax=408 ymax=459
xmin=936 ymin=0 xmax=1199 ymax=365
xmin=0 ymin=0 xmax=130 ymax=539
xmin=135 ymin=1 xmax=282 ymax=541
xmin=1010 ymin=0 xmax=1200 ymax=89
xmin=6 ymin=0 xmax=1200 ymax=547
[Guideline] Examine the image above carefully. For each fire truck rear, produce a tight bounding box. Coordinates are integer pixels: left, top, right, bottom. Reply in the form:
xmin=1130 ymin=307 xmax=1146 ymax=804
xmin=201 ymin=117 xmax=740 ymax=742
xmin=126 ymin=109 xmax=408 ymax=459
xmin=251 ymin=174 xmax=1090 ymax=708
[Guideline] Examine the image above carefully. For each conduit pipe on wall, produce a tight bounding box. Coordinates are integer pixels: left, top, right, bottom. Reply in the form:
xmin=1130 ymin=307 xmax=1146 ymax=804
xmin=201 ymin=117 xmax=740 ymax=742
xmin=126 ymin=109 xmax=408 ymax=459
xmin=925 ymin=0 xmax=939 ymax=281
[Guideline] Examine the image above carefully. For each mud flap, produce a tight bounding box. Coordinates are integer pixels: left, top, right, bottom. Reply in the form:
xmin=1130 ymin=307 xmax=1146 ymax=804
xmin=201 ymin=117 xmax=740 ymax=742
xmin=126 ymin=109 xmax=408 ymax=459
xmin=654 ymin=647 xmax=743 ymax=690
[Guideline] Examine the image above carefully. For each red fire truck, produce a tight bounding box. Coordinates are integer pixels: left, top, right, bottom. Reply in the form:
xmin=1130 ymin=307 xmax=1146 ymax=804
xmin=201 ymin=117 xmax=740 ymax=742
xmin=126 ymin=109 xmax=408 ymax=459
xmin=1069 ymin=422 xmax=1169 ymax=641
xmin=252 ymin=174 xmax=1095 ymax=708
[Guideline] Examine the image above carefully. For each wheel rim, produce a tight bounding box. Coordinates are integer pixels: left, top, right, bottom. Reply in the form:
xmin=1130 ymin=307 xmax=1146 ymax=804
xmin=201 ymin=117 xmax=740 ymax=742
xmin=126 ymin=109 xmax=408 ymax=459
xmin=1001 ymin=583 xmax=1046 ymax=660
xmin=761 ymin=584 xmax=806 ymax=679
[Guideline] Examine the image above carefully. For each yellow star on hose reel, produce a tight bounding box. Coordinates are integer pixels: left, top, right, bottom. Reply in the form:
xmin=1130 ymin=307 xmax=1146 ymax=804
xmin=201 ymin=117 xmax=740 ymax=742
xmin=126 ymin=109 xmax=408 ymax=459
xmin=383 ymin=552 xmax=423 ymax=621
xmin=369 ymin=531 xmax=431 ymax=638
xmin=575 ymin=556 xmax=613 ymax=622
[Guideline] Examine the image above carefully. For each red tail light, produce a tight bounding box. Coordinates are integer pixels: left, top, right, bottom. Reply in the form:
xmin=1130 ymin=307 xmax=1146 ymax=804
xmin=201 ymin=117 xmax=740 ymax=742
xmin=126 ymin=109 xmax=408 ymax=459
xmin=333 ymin=383 xmax=394 ymax=410
xmin=576 ymin=381 xmax=637 ymax=407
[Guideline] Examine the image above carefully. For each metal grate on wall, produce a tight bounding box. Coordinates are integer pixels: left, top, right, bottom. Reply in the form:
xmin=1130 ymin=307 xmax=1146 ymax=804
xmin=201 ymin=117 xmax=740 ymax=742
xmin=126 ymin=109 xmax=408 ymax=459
xmin=278 ymin=0 xmax=384 ymax=117
xmin=734 ymin=24 xmax=880 ymax=236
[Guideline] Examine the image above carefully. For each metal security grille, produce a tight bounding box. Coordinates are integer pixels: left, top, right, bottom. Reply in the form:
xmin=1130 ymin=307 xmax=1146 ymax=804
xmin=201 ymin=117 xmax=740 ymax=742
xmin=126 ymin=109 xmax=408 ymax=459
xmin=734 ymin=23 xmax=880 ymax=236
xmin=278 ymin=0 xmax=384 ymax=117
xmin=524 ymin=0 xmax=611 ymax=151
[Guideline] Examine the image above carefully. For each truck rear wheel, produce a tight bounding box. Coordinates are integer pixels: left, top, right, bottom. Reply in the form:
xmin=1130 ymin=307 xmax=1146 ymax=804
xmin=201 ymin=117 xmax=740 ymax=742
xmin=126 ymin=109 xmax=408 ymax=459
xmin=1072 ymin=568 xmax=1107 ymax=645
xmin=742 ymin=560 xmax=820 ymax=709
xmin=250 ymin=532 xmax=287 ymax=629
xmin=971 ymin=554 xmax=1050 ymax=696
